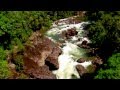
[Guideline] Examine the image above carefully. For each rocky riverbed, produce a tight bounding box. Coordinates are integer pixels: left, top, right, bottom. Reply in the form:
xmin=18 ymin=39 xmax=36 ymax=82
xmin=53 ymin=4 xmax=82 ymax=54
xmin=8 ymin=16 xmax=103 ymax=79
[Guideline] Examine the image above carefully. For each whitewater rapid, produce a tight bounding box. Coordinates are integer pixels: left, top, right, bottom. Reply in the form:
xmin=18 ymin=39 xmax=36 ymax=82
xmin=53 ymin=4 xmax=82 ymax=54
xmin=46 ymin=17 xmax=92 ymax=79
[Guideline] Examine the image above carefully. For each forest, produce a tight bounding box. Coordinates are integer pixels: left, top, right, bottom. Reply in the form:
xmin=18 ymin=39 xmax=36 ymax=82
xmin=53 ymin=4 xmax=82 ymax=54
xmin=85 ymin=11 xmax=120 ymax=79
xmin=0 ymin=11 xmax=120 ymax=79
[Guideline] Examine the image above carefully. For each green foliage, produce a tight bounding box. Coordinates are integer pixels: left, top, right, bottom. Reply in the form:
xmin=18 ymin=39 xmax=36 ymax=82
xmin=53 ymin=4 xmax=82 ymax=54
xmin=85 ymin=11 xmax=120 ymax=79
xmin=0 ymin=11 xmax=50 ymax=50
xmin=0 ymin=47 xmax=6 ymax=60
xmin=107 ymin=53 xmax=120 ymax=69
xmin=0 ymin=11 xmax=76 ymax=78
xmin=95 ymin=53 xmax=120 ymax=79
xmin=18 ymin=73 xmax=29 ymax=79
xmin=13 ymin=55 xmax=24 ymax=72
xmin=0 ymin=11 xmax=75 ymax=50
xmin=86 ymin=11 xmax=120 ymax=50
xmin=95 ymin=69 xmax=120 ymax=79
xmin=87 ymin=21 xmax=106 ymax=46
xmin=0 ymin=60 xmax=12 ymax=79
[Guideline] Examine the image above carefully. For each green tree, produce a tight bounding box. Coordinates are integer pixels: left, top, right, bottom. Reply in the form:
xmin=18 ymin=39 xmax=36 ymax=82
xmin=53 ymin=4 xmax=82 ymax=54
xmin=85 ymin=11 xmax=120 ymax=57
xmin=85 ymin=11 xmax=120 ymax=79
xmin=95 ymin=53 xmax=120 ymax=79
xmin=0 ymin=11 xmax=76 ymax=78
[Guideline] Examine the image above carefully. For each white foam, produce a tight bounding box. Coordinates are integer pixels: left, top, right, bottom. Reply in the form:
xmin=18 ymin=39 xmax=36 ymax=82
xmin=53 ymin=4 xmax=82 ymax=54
xmin=46 ymin=16 xmax=91 ymax=79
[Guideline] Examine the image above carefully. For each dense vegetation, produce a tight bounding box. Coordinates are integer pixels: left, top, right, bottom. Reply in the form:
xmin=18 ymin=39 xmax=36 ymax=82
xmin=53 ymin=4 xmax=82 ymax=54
xmin=95 ymin=53 xmax=120 ymax=79
xmin=1 ymin=11 xmax=120 ymax=79
xmin=0 ymin=11 xmax=76 ymax=79
xmin=85 ymin=11 xmax=120 ymax=79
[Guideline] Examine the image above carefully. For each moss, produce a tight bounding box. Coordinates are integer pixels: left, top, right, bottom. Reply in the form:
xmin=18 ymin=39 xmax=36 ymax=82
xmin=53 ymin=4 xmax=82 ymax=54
xmin=18 ymin=73 xmax=29 ymax=79
xmin=0 ymin=60 xmax=13 ymax=79
xmin=71 ymin=74 xmax=78 ymax=79
xmin=14 ymin=55 xmax=24 ymax=72
xmin=87 ymin=65 xmax=95 ymax=73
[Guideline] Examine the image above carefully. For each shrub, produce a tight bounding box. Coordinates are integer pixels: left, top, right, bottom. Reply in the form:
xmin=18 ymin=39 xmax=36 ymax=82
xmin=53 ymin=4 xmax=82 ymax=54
xmin=0 ymin=60 xmax=12 ymax=79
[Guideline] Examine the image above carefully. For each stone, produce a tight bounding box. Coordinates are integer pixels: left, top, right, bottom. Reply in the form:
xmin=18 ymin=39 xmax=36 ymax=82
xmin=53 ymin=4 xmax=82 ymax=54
xmin=81 ymin=40 xmax=88 ymax=46
xmin=76 ymin=65 xmax=87 ymax=76
xmin=45 ymin=45 xmax=62 ymax=70
xmin=24 ymin=65 xmax=56 ymax=79
xmin=77 ymin=58 xmax=85 ymax=63
xmin=24 ymin=32 xmax=54 ymax=67
xmin=92 ymin=57 xmax=103 ymax=65
xmin=23 ymin=31 xmax=60 ymax=79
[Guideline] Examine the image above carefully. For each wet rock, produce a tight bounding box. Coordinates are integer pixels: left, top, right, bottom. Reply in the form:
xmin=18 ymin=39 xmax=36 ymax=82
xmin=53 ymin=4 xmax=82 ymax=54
xmin=61 ymin=28 xmax=78 ymax=40
xmin=66 ymin=28 xmax=78 ymax=36
xmin=92 ymin=57 xmax=103 ymax=65
xmin=46 ymin=46 xmax=62 ymax=70
xmin=81 ymin=40 xmax=88 ymax=46
xmin=78 ymin=40 xmax=90 ymax=49
xmin=81 ymin=45 xmax=90 ymax=49
xmin=76 ymin=65 xmax=87 ymax=76
xmin=78 ymin=38 xmax=82 ymax=41
xmin=25 ymin=65 xmax=56 ymax=79
xmin=61 ymin=31 xmax=67 ymax=39
xmin=77 ymin=58 xmax=85 ymax=63
xmin=23 ymin=31 xmax=58 ymax=79
xmin=24 ymin=31 xmax=54 ymax=67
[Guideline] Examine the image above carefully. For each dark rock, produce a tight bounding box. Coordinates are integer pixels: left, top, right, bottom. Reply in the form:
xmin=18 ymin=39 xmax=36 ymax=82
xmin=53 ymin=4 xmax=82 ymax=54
xmin=76 ymin=65 xmax=87 ymax=76
xmin=77 ymin=58 xmax=85 ymax=63
xmin=23 ymin=31 xmax=59 ymax=79
xmin=78 ymin=40 xmax=90 ymax=49
xmin=81 ymin=40 xmax=88 ymax=46
xmin=77 ymin=44 xmax=90 ymax=49
xmin=78 ymin=38 xmax=82 ymax=41
xmin=66 ymin=28 xmax=78 ymax=36
xmin=92 ymin=57 xmax=103 ymax=65
xmin=61 ymin=28 xmax=78 ymax=40
xmin=24 ymin=31 xmax=55 ymax=67
xmin=46 ymin=45 xmax=62 ymax=70
xmin=24 ymin=65 xmax=56 ymax=79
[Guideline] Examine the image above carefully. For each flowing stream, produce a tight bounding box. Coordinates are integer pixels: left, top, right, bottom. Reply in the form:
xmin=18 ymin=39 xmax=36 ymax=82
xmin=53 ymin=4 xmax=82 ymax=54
xmin=45 ymin=17 xmax=92 ymax=79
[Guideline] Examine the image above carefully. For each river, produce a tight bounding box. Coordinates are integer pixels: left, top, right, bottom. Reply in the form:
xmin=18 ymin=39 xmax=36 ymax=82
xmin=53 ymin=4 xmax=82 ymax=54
xmin=45 ymin=16 xmax=92 ymax=79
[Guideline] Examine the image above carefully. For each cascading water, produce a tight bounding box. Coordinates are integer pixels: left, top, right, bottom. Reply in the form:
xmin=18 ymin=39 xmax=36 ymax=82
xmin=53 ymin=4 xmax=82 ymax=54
xmin=45 ymin=16 xmax=92 ymax=79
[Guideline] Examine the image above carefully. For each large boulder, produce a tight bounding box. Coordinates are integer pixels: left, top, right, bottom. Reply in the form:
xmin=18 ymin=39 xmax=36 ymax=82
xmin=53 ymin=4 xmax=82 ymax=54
xmin=24 ymin=34 xmax=54 ymax=67
xmin=23 ymin=31 xmax=60 ymax=79
xmin=76 ymin=65 xmax=87 ymax=76
xmin=46 ymin=45 xmax=62 ymax=70
xmin=24 ymin=65 xmax=56 ymax=79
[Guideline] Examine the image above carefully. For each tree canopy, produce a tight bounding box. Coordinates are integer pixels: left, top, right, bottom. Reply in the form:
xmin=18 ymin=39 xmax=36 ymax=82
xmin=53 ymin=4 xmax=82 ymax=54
xmin=85 ymin=11 xmax=120 ymax=79
xmin=0 ymin=11 xmax=76 ymax=78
